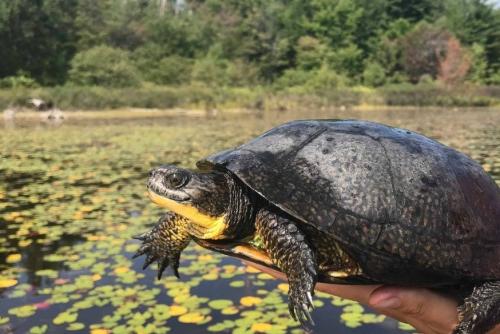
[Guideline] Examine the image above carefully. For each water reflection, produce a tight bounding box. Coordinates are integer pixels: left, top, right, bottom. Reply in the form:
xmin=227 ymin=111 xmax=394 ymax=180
xmin=0 ymin=107 xmax=498 ymax=334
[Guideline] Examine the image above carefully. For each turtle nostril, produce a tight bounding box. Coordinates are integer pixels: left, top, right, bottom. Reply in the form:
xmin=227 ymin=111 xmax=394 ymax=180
xmin=148 ymin=170 xmax=154 ymax=178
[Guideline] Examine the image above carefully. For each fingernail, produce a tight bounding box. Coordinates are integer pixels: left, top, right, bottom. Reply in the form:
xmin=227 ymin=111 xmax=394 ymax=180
xmin=373 ymin=297 xmax=401 ymax=309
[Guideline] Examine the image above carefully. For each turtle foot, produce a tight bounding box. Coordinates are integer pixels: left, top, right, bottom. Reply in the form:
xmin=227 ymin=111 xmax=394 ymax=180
xmin=454 ymin=281 xmax=500 ymax=334
xmin=132 ymin=212 xmax=191 ymax=279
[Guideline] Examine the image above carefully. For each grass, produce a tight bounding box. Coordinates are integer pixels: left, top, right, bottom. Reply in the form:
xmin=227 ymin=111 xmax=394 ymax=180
xmin=0 ymin=83 xmax=499 ymax=112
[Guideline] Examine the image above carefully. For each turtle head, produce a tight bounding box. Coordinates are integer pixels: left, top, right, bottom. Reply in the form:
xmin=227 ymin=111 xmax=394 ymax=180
xmin=147 ymin=165 xmax=230 ymax=239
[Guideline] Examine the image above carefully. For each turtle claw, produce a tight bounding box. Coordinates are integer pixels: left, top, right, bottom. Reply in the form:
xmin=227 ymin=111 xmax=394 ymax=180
xmin=291 ymin=299 xmax=315 ymax=328
xmin=142 ymin=254 xmax=157 ymax=270
xmin=288 ymin=280 xmax=315 ymax=328
xmin=132 ymin=244 xmax=150 ymax=259
xmin=157 ymin=257 xmax=169 ymax=280
xmin=132 ymin=232 xmax=149 ymax=241
xmin=307 ymin=291 xmax=315 ymax=310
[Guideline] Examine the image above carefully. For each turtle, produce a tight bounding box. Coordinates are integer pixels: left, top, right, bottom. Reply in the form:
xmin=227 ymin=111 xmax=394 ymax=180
xmin=133 ymin=119 xmax=500 ymax=334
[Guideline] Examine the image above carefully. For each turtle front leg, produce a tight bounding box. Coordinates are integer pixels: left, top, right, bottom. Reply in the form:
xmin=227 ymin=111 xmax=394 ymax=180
xmin=133 ymin=212 xmax=191 ymax=279
xmin=256 ymin=208 xmax=317 ymax=326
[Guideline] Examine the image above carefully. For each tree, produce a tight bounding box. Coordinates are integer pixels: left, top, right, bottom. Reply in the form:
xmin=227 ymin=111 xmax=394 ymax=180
xmin=400 ymin=22 xmax=451 ymax=83
xmin=437 ymin=37 xmax=471 ymax=86
xmin=0 ymin=0 xmax=78 ymax=84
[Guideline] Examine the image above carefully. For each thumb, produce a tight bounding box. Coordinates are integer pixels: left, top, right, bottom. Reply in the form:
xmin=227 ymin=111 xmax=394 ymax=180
xmin=368 ymin=286 xmax=458 ymax=334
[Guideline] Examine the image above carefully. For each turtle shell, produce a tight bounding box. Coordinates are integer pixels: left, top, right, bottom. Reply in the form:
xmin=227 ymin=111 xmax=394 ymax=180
xmin=197 ymin=120 xmax=500 ymax=284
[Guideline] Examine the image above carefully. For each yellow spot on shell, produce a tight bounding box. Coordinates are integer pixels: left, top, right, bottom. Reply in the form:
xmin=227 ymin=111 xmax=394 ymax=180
xmin=6 ymin=253 xmax=21 ymax=263
xmin=0 ymin=279 xmax=17 ymax=288
xmin=169 ymin=305 xmax=188 ymax=316
xmin=240 ymin=296 xmax=262 ymax=307
xmin=251 ymin=323 xmax=273 ymax=332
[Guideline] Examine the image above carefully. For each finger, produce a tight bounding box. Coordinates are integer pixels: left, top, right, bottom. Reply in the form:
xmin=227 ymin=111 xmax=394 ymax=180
xmin=369 ymin=286 xmax=459 ymax=334
xmin=315 ymin=282 xmax=381 ymax=305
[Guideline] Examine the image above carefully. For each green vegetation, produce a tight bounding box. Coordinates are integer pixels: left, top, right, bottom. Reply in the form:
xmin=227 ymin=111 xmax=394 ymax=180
xmin=0 ymin=0 xmax=499 ymax=109
xmin=1 ymin=108 xmax=499 ymax=333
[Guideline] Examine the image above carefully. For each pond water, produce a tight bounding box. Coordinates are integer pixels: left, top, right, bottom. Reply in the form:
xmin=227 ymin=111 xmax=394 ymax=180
xmin=1 ymin=107 xmax=499 ymax=334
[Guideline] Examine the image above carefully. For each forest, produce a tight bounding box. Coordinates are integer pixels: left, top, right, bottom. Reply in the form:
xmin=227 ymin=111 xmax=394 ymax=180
xmin=1 ymin=0 xmax=500 ymax=108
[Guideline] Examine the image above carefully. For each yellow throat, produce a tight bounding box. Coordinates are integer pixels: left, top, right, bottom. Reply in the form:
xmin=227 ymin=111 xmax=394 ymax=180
xmin=148 ymin=190 xmax=227 ymax=239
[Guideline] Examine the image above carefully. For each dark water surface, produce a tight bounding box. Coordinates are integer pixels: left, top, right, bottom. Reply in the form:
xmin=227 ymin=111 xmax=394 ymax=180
xmin=1 ymin=107 xmax=499 ymax=334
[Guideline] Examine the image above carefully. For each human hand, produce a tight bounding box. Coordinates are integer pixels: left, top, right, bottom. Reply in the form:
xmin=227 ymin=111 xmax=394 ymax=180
xmin=243 ymin=261 xmax=500 ymax=334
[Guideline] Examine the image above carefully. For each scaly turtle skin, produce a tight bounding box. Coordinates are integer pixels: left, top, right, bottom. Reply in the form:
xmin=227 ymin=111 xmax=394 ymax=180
xmin=133 ymin=120 xmax=500 ymax=333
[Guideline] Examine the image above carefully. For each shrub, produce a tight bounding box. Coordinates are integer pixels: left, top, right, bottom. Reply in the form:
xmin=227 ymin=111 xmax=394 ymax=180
xmin=363 ymin=62 xmax=386 ymax=87
xmin=191 ymin=57 xmax=228 ymax=86
xmin=274 ymin=69 xmax=314 ymax=89
xmin=0 ymin=72 xmax=38 ymax=88
xmin=487 ymin=71 xmax=500 ymax=85
xmin=147 ymin=56 xmax=193 ymax=85
xmin=305 ymin=65 xmax=349 ymax=91
xmin=418 ymin=74 xmax=434 ymax=84
xmin=68 ymin=46 xmax=140 ymax=87
xmin=226 ymin=60 xmax=260 ymax=87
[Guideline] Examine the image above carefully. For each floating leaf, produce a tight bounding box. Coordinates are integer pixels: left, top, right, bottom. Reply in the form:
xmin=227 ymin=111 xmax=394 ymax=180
xmin=178 ymin=312 xmax=206 ymax=324
xmin=90 ymin=329 xmax=109 ymax=334
xmin=0 ymin=279 xmax=17 ymax=288
xmin=277 ymin=283 xmax=288 ymax=293
xmin=229 ymin=280 xmax=245 ymax=288
xmin=169 ymin=305 xmax=188 ymax=316
xmin=53 ymin=312 xmax=78 ymax=325
xmin=208 ymin=299 xmax=233 ymax=310
xmin=35 ymin=269 xmax=58 ymax=278
xmin=114 ymin=266 xmax=129 ymax=275
xmin=399 ymin=322 xmax=416 ymax=331
xmin=29 ymin=325 xmax=48 ymax=334
xmin=240 ymin=296 xmax=262 ymax=307
xmin=221 ymin=306 xmax=239 ymax=315
xmin=6 ymin=253 xmax=22 ymax=263
xmin=8 ymin=305 xmax=36 ymax=318
xmin=67 ymin=323 xmax=85 ymax=331
xmin=251 ymin=323 xmax=273 ymax=332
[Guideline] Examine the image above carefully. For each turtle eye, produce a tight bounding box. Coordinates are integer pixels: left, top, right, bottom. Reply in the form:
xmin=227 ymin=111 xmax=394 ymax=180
xmin=166 ymin=172 xmax=189 ymax=189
